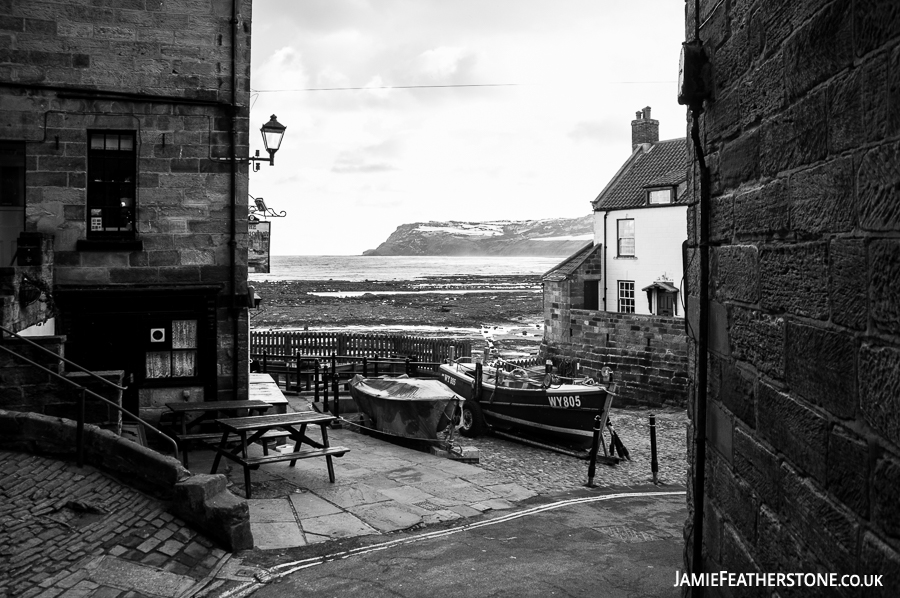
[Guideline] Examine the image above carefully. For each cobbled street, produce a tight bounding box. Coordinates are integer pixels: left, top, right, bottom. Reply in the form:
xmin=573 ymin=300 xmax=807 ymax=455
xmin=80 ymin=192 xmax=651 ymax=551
xmin=453 ymin=407 xmax=688 ymax=493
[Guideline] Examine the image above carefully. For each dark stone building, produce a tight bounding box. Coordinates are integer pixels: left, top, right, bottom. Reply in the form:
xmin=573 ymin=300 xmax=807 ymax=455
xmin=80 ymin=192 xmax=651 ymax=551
xmin=684 ymin=0 xmax=900 ymax=591
xmin=0 ymin=1 xmax=255 ymax=423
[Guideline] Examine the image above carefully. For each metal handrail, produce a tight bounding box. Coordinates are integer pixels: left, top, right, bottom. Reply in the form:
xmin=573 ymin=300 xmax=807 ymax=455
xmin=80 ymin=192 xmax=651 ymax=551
xmin=0 ymin=324 xmax=127 ymax=391
xmin=0 ymin=344 xmax=179 ymax=463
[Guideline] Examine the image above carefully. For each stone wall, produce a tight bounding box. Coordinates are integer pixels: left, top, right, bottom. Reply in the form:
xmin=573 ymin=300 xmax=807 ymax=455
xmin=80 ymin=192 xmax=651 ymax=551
xmin=543 ymin=310 xmax=688 ymax=408
xmin=543 ymin=246 xmax=688 ymax=408
xmin=0 ymin=1 xmax=254 ymax=402
xmin=684 ymin=0 xmax=900 ymax=590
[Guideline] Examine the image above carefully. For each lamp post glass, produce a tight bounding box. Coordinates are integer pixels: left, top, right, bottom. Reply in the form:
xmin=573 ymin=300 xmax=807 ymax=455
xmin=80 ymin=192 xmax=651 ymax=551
xmin=261 ymin=115 xmax=286 ymax=156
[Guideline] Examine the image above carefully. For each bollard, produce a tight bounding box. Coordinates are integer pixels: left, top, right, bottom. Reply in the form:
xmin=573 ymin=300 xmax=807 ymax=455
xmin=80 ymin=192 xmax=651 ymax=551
xmin=649 ymin=414 xmax=659 ymax=484
xmin=585 ymin=414 xmax=603 ymax=487
xmin=314 ymin=360 xmax=320 ymax=402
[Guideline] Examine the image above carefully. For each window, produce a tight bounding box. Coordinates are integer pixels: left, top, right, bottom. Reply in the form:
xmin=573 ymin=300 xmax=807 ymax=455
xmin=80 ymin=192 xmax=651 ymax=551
xmin=618 ymin=281 xmax=635 ymax=313
xmin=87 ymin=131 xmax=136 ymax=238
xmin=617 ymin=219 xmax=635 ymax=257
xmin=648 ymin=188 xmax=673 ymax=204
xmin=146 ymin=319 xmax=198 ymax=379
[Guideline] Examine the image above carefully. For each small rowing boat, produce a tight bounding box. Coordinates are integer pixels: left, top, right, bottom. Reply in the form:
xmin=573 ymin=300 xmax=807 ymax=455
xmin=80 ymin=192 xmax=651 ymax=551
xmin=348 ymin=375 xmax=463 ymax=440
xmin=437 ymin=358 xmax=615 ymax=450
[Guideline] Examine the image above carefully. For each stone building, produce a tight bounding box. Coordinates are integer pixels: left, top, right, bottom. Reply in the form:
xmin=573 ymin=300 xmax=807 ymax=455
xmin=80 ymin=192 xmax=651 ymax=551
xmin=683 ymin=0 xmax=900 ymax=591
xmin=541 ymin=109 xmax=689 ymax=407
xmin=0 ymin=1 xmax=256 ymax=423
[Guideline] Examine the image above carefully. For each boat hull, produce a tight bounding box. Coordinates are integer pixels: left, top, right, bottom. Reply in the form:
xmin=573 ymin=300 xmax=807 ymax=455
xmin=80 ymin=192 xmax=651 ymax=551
xmin=349 ymin=375 xmax=463 ymax=440
xmin=438 ymin=363 xmax=612 ymax=449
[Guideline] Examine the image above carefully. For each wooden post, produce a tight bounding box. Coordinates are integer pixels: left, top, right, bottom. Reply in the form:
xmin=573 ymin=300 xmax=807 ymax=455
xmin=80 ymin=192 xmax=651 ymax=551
xmin=295 ymin=350 xmax=301 ymax=393
xmin=362 ymin=356 xmax=368 ymax=377
xmin=314 ymin=359 xmax=320 ymax=403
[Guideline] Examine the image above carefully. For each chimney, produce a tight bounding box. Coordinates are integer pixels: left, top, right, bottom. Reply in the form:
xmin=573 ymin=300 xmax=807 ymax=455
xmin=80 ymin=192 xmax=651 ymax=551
xmin=631 ymin=105 xmax=659 ymax=151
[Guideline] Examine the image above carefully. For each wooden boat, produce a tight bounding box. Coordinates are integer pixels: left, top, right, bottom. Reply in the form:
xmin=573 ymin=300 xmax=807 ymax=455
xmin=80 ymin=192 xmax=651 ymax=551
xmin=437 ymin=359 xmax=615 ymax=450
xmin=348 ymin=375 xmax=463 ymax=440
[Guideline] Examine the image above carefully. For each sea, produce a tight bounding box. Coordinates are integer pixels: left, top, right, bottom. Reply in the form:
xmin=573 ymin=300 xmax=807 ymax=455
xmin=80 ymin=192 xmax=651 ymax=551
xmin=249 ymin=255 xmax=563 ymax=282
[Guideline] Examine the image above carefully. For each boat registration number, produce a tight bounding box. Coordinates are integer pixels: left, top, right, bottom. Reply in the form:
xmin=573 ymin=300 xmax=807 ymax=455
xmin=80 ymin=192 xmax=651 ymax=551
xmin=442 ymin=374 xmax=456 ymax=387
xmin=548 ymin=395 xmax=581 ymax=408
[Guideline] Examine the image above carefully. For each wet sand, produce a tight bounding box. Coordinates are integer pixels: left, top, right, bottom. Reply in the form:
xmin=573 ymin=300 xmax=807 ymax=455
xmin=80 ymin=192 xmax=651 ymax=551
xmin=250 ymin=275 xmax=544 ymax=357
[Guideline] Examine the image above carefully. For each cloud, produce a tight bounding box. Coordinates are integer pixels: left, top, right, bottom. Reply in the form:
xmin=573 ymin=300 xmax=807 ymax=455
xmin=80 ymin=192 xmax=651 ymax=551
xmin=332 ymin=139 xmax=401 ymax=173
xmin=568 ymin=120 xmax=624 ymax=143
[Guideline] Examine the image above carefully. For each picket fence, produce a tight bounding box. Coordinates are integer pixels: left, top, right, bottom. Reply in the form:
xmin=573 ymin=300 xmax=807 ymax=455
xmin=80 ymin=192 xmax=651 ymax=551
xmin=250 ymin=330 xmax=472 ymax=363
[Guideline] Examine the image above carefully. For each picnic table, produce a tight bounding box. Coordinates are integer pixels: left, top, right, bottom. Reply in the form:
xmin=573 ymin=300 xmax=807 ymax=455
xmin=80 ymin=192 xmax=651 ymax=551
xmin=209 ymin=411 xmax=350 ymax=499
xmin=165 ymin=400 xmax=273 ymax=468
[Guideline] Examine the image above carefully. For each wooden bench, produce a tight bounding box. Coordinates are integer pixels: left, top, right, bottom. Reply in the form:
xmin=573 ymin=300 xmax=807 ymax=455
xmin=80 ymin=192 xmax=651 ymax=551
xmin=209 ymin=411 xmax=350 ymax=498
xmin=165 ymin=400 xmax=273 ymax=468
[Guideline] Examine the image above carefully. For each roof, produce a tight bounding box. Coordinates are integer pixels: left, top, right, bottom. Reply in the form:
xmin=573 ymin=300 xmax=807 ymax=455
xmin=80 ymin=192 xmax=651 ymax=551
xmin=641 ymin=281 xmax=679 ymax=293
xmin=591 ymin=138 xmax=688 ymax=211
xmin=542 ymin=242 xmax=599 ymax=282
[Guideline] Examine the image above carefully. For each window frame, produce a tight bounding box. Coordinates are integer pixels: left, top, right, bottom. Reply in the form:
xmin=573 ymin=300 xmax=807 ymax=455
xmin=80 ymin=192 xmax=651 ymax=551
xmin=86 ymin=130 xmax=137 ymax=240
xmin=647 ymin=187 xmax=674 ymax=205
xmin=145 ymin=318 xmax=200 ymax=381
xmin=617 ymin=218 xmax=635 ymax=257
xmin=618 ymin=280 xmax=635 ymax=313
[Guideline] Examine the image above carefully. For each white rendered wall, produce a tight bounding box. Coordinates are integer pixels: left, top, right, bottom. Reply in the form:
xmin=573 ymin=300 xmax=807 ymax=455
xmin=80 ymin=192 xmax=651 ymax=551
xmin=593 ymin=205 xmax=688 ymax=316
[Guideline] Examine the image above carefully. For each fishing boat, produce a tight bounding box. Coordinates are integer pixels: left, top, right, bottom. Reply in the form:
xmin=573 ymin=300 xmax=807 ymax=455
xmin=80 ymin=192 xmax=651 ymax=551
xmin=437 ymin=358 xmax=615 ymax=450
xmin=348 ymin=375 xmax=463 ymax=440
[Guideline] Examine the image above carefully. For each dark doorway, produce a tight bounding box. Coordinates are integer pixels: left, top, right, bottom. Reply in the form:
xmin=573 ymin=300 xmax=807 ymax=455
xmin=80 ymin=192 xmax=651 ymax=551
xmin=657 ymin=291 xmax=675 ymax=316
xmin=0 ymin=141 xmax=25 ymax=267
xmin=583 ymin=280 xmax=599 ymax=310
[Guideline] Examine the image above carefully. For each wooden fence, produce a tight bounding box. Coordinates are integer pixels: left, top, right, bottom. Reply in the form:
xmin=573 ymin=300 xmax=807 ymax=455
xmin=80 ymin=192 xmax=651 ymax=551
xmin=250 ymin=330 xmax=472 ymax=363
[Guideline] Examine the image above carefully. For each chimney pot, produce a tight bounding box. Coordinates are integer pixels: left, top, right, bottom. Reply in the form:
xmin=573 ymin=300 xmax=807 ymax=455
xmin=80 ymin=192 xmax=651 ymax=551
xmin=631 ymin=106 xmax=659 ymax=151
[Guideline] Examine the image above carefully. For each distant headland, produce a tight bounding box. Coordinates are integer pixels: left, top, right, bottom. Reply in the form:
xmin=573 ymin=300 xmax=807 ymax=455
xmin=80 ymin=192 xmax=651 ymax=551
xmin=362 ymin=215 xmax=593 ymax=257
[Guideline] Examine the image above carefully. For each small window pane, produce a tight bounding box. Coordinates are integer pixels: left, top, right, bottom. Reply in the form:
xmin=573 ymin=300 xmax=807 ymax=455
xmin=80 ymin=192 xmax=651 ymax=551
xmin=172 ymin=351 xmax=197 ymax=377
xmin=90 ymin=135 xmax=104 ymax=150
xmin=104 ymin=135 xmax=119 ymax=150
xmin=172 ymin=320 xmax=197 ymax=349
xmin=119 ymin=136 xmax=133 ymax=151
xmin=649 ymin=189 xmax=672 ymax=204
xmin=146 ymin=351 xmax=171 ymax=378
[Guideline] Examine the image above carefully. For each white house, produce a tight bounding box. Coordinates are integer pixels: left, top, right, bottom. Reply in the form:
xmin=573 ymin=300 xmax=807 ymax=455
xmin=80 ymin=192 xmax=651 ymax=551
xmin=590 ymin=107 xmax=688 ymax=317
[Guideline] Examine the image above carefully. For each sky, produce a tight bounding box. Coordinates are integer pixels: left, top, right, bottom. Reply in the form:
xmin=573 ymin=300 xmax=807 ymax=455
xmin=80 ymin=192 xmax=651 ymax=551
xmin=248 ymin=0 xmax=688 ymax=256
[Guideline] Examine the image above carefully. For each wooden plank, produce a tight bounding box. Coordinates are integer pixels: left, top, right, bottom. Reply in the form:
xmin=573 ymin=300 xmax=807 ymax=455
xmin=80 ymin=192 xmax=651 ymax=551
xmin=217 ymin=411 xmax=334 ymax=431
xmin=243 ymin=446 xmax=349 ymax=466
xmin=166 ymin=400 xmax=271 ymax=413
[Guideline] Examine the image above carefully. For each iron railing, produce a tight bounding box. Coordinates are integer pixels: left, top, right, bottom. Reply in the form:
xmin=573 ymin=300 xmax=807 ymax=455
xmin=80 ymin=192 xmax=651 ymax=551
xmin=0 ymin=325 xmax=179 ymax=464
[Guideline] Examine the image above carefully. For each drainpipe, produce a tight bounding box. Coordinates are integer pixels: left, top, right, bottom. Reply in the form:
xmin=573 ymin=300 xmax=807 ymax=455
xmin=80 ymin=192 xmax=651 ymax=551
xmin=229 ymin=0 xmax=240 ymax=398
xmin=602 ymin=211 xmax=608 ymax=311
xmin=689 ymin=104 xmax=710 ymax=595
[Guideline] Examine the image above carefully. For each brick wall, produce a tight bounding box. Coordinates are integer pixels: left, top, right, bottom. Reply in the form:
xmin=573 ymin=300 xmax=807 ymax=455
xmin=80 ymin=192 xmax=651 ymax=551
xmin=685 ymin=0 xmax=900 ymax=590
xmin=542 ymin=247 xmax=688 ymax=407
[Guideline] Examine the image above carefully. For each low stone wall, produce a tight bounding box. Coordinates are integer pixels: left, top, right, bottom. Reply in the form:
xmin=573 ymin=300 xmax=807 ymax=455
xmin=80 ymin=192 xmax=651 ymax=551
xmin=542 ymin=309 xmax=688 ymax=408
xmin=0 ymin=409 xmax=251 ymax=551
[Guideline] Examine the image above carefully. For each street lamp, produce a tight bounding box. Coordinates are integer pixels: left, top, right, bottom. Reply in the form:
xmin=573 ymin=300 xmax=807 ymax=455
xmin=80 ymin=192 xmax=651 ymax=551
xmin=249 ymin=114 xmax=287 ymax=171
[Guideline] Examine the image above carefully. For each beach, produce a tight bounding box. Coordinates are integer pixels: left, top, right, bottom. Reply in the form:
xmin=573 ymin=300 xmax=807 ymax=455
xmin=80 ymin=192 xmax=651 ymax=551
xmin=250 ymin=274 xmax=545 ymax=356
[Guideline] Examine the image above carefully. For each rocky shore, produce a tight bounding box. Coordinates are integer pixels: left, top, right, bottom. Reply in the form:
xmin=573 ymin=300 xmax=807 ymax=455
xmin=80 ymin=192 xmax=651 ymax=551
xmin=250 ymin=274 xmax=545 ymax=356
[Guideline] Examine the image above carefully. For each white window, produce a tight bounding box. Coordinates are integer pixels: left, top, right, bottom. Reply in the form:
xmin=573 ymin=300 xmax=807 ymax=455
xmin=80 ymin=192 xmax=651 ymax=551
xmin=617 ymin=219 xmax=635 ymax=257
xmin=618 ymin=281 xmax=635 ymax=313
xmin=648 ymin=189 xmax=673 ymax=204
xmin=146 ymin=319 xmax=198 ymax=378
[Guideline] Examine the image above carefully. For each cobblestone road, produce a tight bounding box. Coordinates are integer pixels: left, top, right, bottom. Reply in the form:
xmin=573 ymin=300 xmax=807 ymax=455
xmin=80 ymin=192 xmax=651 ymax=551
xmin=0 ymin=452 xmax=228 ymax=598
xmin=455 ymin=407 xmax=688 ymax=494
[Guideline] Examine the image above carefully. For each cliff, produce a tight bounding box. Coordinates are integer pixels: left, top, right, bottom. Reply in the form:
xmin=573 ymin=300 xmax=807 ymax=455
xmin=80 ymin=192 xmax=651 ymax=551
xmin=363 ymin=216 xmax=594 ymax=257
